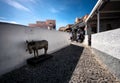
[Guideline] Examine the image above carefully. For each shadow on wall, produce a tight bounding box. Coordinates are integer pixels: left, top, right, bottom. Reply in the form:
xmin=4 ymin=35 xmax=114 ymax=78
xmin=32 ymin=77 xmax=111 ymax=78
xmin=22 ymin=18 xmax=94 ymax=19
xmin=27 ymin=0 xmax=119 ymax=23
xmin=0 ymin=44 xmax=84 ymax=83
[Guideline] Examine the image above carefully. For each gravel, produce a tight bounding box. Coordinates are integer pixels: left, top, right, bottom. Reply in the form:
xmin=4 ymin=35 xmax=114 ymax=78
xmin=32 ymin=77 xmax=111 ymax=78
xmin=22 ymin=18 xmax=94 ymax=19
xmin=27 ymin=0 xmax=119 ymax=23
xmin=0 ymin=43 xmax=119 ymax=83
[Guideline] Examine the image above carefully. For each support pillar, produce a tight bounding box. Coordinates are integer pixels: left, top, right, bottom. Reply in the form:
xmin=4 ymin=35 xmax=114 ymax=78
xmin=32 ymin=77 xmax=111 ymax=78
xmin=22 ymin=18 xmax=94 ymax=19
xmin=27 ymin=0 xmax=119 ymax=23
xmin=85 ymin=25 xmax=87 ymax=35
xmin=97 ymin=10 xmax=100 ymax=33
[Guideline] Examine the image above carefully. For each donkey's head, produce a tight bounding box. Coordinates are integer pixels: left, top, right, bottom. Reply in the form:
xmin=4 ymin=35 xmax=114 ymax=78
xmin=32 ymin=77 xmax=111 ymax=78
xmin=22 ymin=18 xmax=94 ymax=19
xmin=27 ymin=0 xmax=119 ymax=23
xmin=26 ymin=40 xmax=33 ymax=54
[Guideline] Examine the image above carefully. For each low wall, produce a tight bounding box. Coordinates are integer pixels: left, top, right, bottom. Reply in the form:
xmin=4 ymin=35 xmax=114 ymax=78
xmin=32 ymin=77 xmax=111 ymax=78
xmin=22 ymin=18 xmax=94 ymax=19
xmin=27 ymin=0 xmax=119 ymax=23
xmin=92 ymin=28 xmax=120 ymax=80
xmin=0 ymin=22 xmax=70 ymax=76
xmin=92 ymin=28 xmax=120 ymax=59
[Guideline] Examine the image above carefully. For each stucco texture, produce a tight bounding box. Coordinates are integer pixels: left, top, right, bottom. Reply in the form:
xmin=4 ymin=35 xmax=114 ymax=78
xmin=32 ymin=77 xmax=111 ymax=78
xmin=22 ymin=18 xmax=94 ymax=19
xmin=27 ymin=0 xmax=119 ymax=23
xmin=0 ymin=22 xmax=70 ymax=76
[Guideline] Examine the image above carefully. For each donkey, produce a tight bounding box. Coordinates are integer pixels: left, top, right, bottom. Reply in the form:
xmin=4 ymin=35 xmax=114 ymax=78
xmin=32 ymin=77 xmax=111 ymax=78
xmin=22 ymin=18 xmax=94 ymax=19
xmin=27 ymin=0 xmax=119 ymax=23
xmin=26 ymin=40 xmax=48 ymax=58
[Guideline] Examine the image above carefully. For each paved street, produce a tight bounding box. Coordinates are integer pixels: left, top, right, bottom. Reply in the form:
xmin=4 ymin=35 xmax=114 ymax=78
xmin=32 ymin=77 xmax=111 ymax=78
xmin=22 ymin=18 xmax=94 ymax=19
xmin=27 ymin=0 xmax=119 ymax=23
xmin=0 ymin=43 xmax=119 ymax=83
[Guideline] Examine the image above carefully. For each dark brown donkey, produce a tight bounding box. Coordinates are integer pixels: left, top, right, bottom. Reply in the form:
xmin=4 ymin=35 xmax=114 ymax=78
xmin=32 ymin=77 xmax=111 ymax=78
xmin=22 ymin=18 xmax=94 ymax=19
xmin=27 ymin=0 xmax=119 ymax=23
xmin=26 ymin=40 xmax=48 ymax=58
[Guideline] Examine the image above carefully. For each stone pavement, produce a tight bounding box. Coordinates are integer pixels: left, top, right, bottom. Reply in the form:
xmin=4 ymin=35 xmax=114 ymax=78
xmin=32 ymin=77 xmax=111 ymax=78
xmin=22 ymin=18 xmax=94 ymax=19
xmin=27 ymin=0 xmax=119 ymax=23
xmin=69 ymin=43 xmax=120 ymax=83
xmin=0 ymin=43 xmax=120 ymax=83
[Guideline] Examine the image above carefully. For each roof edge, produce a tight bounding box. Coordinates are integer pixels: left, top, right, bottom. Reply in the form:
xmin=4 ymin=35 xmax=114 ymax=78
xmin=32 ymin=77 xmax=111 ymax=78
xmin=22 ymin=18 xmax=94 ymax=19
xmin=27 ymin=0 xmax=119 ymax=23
xmin=85 ymin=0 xmax=103 ymax=23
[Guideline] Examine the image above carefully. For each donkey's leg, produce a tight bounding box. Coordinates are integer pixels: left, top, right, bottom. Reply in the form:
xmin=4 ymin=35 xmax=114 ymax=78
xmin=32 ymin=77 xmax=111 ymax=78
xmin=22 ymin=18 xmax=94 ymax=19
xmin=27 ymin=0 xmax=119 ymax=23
xmin=33 ymin=49 xmax=37 ymax=58
xmin=44 ymin=48 xmax=46 ymax=55
xmin=44 ymin=46 xmax=48 ymax=55
xmin=36 ymin=49 xmax=39 ymax=58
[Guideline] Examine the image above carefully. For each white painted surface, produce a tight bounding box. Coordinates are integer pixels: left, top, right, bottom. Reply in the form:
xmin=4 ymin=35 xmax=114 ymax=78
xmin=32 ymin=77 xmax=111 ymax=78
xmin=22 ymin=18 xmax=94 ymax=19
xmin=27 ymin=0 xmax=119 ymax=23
xmin=83 ymin=35 xmax=88 ymax=46
xmin=97 ymin=10 xmax=100 ymax=33
xmin=92 ymin=28 xmax=120 ymax=59
xmin=0 ymin=22 xmax=70 ymax=76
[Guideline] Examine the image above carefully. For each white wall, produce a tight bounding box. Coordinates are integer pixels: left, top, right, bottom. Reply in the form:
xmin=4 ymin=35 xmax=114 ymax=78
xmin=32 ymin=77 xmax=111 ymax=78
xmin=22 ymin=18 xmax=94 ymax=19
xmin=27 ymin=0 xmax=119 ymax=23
xmin=92 ymin=28 xmax=120 ymax=59
xmin=91 ymin=28 xmax=120 ymax=80
xmin=83 ymin=35 xmax=88 ymax=46
xmin=0 ymin=22 xmax=70 ymax=76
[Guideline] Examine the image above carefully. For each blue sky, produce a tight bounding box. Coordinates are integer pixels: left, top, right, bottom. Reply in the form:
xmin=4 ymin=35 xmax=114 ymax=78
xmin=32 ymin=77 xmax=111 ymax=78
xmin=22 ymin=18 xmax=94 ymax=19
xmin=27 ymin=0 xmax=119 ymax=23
xmin=0 ymin=0 xmax=98 ymax=30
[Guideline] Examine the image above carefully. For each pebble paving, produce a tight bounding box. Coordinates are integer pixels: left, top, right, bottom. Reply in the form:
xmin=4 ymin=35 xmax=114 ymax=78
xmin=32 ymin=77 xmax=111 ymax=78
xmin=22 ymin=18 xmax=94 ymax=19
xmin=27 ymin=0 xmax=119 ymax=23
xmin=0 ymin=43 xmax=119 ymax=83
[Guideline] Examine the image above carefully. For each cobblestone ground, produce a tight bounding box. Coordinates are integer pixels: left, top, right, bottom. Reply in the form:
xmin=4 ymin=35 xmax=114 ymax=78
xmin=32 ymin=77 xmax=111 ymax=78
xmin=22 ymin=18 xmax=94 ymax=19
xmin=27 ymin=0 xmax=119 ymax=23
xmin=0 ymin=43 xmax=119 ymax=83
xmin=69 ymin=43 xmax=120 ymax=83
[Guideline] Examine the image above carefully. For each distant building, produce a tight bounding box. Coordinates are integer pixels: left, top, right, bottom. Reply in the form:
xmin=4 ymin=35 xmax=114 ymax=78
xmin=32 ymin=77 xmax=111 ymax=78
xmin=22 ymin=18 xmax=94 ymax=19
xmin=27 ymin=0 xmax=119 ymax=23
xmin=75 ymin=17 xmax=81 ymax=24
xmin=29 ymin=20 xmax=56 ymax=30
xmin=75 ymin=15 xmax=88 ymax=24
xmin=72 ymin=15 xmax=88 ymax=31
xmin=64 ymin=24 xmax=73 ymax=32
xmin=58 ymin=26 xmax=66 ymax=31
xmin=58 ymin=24 xmax=73 ymax=32
xmin=82 ymin=14 xmax=88 ymax=22
xmin=58 ymin=15 xmax=88 ymax=32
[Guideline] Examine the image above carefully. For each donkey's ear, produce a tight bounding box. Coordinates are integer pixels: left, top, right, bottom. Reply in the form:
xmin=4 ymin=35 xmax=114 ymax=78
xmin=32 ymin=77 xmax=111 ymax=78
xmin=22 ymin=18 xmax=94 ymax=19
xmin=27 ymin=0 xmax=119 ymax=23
xmin=26 ymin=40 xmax=29 ymax=43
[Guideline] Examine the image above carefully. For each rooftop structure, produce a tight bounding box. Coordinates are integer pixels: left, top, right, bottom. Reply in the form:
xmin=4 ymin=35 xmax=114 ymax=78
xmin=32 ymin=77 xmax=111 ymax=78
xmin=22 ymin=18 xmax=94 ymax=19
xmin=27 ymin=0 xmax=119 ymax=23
xmin=58 ymin=26 xmax=66 ymax=31
xmin=85 ymin=0 xmax=120 ymax=33
xmin=29 ymin=20 xmax=56 ymax=30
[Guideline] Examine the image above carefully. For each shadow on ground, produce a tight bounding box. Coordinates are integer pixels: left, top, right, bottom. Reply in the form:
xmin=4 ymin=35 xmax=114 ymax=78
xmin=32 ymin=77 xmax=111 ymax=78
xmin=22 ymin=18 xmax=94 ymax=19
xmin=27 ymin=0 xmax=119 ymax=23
xmin=0 ymin=44 xmax=84 ymax=83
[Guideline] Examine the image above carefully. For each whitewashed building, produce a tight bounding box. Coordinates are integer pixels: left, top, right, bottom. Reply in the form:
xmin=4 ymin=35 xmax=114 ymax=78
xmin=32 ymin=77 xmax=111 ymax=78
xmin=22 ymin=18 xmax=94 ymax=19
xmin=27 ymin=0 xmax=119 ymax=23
xmin=84 ymin=0 xmax=120 ymax=80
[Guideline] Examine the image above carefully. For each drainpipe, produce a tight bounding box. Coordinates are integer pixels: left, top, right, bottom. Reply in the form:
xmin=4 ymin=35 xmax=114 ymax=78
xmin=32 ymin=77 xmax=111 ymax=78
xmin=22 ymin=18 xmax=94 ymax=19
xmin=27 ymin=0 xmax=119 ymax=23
xmin=97 ymin=10 xmax=100 ymax=33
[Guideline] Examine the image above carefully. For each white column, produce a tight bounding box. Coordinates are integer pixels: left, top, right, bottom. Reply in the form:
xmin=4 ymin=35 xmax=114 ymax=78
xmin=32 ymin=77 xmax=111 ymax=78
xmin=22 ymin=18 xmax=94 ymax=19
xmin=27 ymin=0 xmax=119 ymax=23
xmin=97 ymin=10 xmax=100 ymax=33
xmin=85 ymin=25 xmax=87 ymax=35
